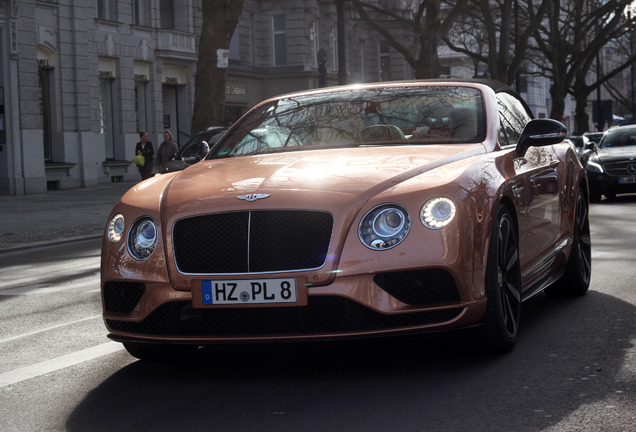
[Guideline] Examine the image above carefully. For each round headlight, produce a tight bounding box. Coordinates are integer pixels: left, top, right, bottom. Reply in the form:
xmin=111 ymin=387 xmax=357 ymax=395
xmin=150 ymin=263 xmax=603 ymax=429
xmin=359 ymin=204 xmax=411 ymax=250
xmin=421 ymin=197 xmax=456 ymax=229
xmin=107 ymin=214 xmax=125 ymax=243
xmin=128 ymin=217 xmax=158 ymax=260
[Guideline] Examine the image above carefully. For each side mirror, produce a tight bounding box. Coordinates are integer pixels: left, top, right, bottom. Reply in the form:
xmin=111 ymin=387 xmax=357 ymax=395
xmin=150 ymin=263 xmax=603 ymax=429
xmin=584 ymin=141 xmax=596 ymax=151
xmin=516 ymin=119 xmax=568 ymax=157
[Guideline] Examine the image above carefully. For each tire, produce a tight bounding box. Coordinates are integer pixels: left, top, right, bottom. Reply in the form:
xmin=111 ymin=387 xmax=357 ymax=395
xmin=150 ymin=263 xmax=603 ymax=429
xmin=123 ymin=342 xmax=198 ymax=362
xmin=477 ymin=206 xmax=522 ymax=353
xmin=545 ymin=188 xmax=591 ymax=296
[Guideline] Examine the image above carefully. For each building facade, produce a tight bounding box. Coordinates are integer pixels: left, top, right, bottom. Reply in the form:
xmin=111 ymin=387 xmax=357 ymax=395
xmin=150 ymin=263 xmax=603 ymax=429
xmin=1 ymin=0 xmax=204 ymax=195
xmin=2 ymin=0 xmax=412 ymax=195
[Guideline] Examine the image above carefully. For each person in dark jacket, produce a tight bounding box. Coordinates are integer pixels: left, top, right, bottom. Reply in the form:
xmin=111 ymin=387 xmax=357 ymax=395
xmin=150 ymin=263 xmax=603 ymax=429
xmin=135 ymin=131 xmax=154 ymax=180
xmin=156 ymin=130 xmax=179 ymax=172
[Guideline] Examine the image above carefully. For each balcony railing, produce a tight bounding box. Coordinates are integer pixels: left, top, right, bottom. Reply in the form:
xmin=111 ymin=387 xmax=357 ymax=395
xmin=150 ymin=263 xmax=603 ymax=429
xmin=156 ymin=30 xmax=196 ymax=56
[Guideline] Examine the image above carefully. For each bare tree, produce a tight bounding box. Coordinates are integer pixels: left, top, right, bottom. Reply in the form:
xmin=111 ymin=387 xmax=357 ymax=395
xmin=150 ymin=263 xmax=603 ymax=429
xmin=603 ymin=32 xmax=636 ymax=122
xmin=444 ymin=0 xmax=550 ymax=86
xmin=532 ymin=0 xmax=636 ymax=128
xmin=350 ymin=0 xmax=468 ymax=79
xmin=569 ymin=18 xmax=636 ymax=132
xmin=191 ymin=0 xmax=245 ymax=133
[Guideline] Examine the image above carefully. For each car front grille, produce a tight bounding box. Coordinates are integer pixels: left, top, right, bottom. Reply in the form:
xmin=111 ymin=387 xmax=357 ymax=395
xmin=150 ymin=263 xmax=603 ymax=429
xmin=105 ymin=298 xmax=463 ymax=337
xmin=373 ymin=269 xmax=460 ymax=305
xmin=604 ymin=161 xmax=636 ymax=177
xmin=173 ymin=210 xmax=333 ymax=274
xmin=103 ymin=281 xmax=146 ymax=313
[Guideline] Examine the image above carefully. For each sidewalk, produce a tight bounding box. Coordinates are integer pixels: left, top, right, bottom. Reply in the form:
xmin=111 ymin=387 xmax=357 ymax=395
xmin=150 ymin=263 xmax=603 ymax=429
xmin=0 ymin=181 xmax=137 ymax=252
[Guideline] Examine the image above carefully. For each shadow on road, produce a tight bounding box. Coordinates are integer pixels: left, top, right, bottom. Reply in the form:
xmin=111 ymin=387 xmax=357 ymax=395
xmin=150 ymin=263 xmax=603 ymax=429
xmin=66 ymin=290 xmax=635 ymax=432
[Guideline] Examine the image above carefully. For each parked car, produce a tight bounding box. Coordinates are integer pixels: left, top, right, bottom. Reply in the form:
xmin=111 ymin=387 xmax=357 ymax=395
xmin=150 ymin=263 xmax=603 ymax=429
xmin=161 ymin=126 xmax=228 ymax=173
xmin=101 ymin=79 xmax=591 ymax=360
xmin=583 ymin=124 xmax=636 ymax=202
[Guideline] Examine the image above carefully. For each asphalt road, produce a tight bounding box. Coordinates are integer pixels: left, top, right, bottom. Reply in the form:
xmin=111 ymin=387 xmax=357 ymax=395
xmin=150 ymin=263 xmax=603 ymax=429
xmin=0 ymin=198 xmax=635 ymax=432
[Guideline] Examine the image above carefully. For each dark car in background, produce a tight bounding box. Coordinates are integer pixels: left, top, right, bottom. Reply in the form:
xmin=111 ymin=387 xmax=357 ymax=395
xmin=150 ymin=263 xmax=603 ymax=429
xmin=161 ymin=126 xmax=228 ymax=173
xmin=583 ymin=131 xmax=604 ymax=146
xmin=583 ymin=125 xmax=636 ymax=202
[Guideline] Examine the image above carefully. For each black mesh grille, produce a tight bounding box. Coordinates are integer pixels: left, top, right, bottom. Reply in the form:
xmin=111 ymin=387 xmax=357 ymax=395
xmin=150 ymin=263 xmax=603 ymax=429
xmin=173 ymin=211 xmax=333 ymax=274
xmin=106 ymin=298 xmax=462 ymax=337
xmin=373 ymin=269 xmax=460 ymax=305
xmin=103 ymin=281 xmax=146 ymax=313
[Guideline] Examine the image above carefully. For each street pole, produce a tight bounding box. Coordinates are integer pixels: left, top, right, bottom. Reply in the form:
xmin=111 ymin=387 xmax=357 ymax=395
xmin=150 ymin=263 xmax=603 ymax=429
xmin=597 ymin=52 xmax=603 ymax=131
xmin=514 ymin=0 xmax=520 ymax=93
xmin=630 ymin=11 xmax=636 ymax=124
xmin=336 ymin=0 xmax=347 ymax=85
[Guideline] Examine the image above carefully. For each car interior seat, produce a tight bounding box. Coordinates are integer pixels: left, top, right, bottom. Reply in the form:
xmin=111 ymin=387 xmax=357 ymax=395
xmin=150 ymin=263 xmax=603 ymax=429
xmin=360 ymin=124 xmax=406 ymax=142
xmin=449 ymin=108 xmax=478 ymax=141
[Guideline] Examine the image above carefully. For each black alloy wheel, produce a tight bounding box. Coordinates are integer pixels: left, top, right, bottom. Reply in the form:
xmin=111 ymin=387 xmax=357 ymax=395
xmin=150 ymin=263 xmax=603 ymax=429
xmin=478 ymin=206 xmax=522 ymax=353
xmin=546 ymin=188 xmax=591 ymax=296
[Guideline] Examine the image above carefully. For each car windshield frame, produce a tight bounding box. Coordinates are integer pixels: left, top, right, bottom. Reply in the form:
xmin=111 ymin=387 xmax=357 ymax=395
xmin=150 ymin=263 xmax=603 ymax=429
xmin=208 ymin=86 xmax=486 ymax=160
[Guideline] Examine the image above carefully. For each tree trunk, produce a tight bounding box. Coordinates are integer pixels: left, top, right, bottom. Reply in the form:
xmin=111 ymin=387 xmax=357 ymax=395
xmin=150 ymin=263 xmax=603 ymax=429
xmin=191 ymin=0 xmax=244 ymax=134
xmin=549 ymin=79 xmax=566 ymax=122
xmin=416 ymin=0 xmax=441 ymax=78
xmin=572 ymin=75 xmax=591 ymax=134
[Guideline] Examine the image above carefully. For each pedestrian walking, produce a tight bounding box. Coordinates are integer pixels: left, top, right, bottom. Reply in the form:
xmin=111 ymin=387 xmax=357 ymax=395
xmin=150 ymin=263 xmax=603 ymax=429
xmin=135 ymin=131 xmax=154 ymax=180
xmin=156 ymin=130 xmax=179 ymax=173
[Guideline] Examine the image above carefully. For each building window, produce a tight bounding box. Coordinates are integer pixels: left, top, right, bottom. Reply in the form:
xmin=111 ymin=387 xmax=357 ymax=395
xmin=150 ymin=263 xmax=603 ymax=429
xmin=250 ymin=14 xmax=256 ymax=65
xmin=310 ymin=20 xmax=319 ymax=68
xmin=380 ymin=41 xmax=391 ymax=81
xmin=38 ymin=64 xmax=53 ymax=162
xmin=229 ymin=28 xmax=240 ymax=61
xmin=359 ymin=41 xmax=365 ymax=82
xmin=331 ymin=27 xmax=338 ymax=71
xmin=133 ymin=0 xmax=151 ymax=27
xmin=99 ymin=71 xmax=116 ymax=160
xmin=517 ymin=74 xmax=528 ymax=93
xmin=135 ymin=80 xmax=149 ymax=133
xmin=272 ymin=15 xmax=287 ymax=66
xmin=97 ymin=0 xmax=117 ymax=21
xmin=160 ymin=0 xmax=174 ymax=29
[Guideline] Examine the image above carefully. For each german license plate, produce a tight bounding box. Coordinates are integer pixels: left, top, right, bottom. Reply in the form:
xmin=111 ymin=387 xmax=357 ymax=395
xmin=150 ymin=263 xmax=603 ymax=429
xmin=201 ymin=278 xmax=297 ymax=305
xmin=618 ymin=176 xmax=636 ymax=184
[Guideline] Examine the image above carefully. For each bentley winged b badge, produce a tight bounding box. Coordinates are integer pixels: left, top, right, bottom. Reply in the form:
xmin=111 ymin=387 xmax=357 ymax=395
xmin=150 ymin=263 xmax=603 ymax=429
xmin=237 ymin=194 xmax=271 ymax=202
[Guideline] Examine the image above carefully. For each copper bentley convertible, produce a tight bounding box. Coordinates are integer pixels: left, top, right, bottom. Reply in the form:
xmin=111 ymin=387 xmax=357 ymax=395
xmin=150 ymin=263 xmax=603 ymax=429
xmin=101 ymin=80 xmax=591 ymax=360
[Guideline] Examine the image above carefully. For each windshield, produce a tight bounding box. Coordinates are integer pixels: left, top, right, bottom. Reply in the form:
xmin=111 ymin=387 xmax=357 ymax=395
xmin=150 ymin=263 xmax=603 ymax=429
xmin=209 ymin=86 xmax=485 ymax=159
xmin=600 ymin=128 xmax=636 ymax=149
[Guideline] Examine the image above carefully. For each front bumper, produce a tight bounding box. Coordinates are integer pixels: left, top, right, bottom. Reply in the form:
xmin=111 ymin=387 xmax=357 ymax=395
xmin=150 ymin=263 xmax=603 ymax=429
xmin=587 ymin=171 xmax=636 ymax=197
xmin=102 ymin=269 xmax=487 ymax=344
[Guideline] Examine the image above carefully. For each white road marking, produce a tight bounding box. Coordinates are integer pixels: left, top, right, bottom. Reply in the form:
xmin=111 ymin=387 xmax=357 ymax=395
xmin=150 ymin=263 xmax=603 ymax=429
xmin=0 ymin=315 xmax=102 ymax=344
xmin=0 ymin=342 xmax=125 ymax=388
xmin=0 ymin=279 xmax=98 ymax=296
xmin=0 ymin=265 xmax=98 ymax=291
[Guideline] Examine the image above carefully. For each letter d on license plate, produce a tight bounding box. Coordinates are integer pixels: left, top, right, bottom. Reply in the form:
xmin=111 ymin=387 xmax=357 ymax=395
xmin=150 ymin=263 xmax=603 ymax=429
xmin=201 ymin=278 xmax=297 ymax=305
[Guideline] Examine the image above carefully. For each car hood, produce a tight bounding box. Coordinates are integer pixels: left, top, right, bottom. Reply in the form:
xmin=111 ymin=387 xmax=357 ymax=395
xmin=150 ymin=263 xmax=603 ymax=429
xmin=162 ymin=145 xmax=483 ymax=213
xmin=596 ymin=146 xmax=636 ymax=163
